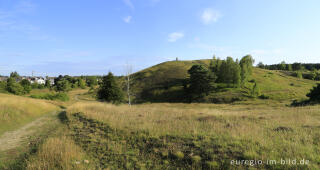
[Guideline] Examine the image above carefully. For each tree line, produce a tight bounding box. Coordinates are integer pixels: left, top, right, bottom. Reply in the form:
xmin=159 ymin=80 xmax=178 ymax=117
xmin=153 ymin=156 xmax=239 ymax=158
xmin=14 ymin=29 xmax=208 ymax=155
xmin=0 ymin=72 xmax=99 ymax=95
xmin=257 ymin=61 xmax=320 ymax=80
xmin=259 ymin=62 xmax=320 ymax=71
xmin=185 ymin=55 xmax=256 ymax=101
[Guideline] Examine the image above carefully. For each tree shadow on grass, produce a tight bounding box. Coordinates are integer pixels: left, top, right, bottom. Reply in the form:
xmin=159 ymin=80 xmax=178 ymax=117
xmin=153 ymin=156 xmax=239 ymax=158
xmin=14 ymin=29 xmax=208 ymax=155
xmin=58 ymin=111 xmax=68 ymax=123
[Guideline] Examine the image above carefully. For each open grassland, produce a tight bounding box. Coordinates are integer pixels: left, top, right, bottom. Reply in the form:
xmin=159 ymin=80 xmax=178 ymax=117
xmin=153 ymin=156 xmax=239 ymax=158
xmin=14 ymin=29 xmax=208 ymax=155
xmin=66 ymin=102 xmax=320 ymax=169
xmin=0 ymin=93 xmax=58 ymax=135
xmin=26 ymin=135 xmax=94 ymax=170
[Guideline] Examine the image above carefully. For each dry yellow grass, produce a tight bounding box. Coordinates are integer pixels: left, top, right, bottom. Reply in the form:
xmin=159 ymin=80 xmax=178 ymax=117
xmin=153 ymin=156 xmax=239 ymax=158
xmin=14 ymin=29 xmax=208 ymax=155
xmin=26 ymin=136 xmax=93 ymax=170
xmin=0 ymin=93 xmax=59 ymax=135
xmin=68 ymin=102 xmax=320 ymax=168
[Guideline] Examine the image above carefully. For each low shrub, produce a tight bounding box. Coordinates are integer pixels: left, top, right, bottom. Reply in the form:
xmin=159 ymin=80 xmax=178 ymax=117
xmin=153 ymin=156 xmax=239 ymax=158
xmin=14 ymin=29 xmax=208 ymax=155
xmin=30 ymin=93 xmax=69 ymax=101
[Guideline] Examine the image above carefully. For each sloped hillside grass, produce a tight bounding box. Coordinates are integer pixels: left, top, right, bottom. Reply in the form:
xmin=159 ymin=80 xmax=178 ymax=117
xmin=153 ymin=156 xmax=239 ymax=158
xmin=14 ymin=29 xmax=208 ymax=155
xmin=127 ymin=60 xmax=316 ymax=103
xmin=66 ymin=102 xmax=320 ymax=169
xmin=129 ymin=60 xmax=211 ymax=102
xmin=0 ymin=93 xmax=58 ymax=135
xmin=252 ymin=69 xmax=317 ymax=101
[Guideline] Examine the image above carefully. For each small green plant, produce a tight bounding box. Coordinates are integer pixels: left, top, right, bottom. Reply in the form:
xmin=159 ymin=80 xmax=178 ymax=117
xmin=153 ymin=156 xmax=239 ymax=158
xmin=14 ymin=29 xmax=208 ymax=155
xmin=173 ymin=151 xmax=184 ymax=159
xmin=191 ymin=155 xmax=201 ymax=163
xmin=30 ymin=93 xmax=69 ymax=101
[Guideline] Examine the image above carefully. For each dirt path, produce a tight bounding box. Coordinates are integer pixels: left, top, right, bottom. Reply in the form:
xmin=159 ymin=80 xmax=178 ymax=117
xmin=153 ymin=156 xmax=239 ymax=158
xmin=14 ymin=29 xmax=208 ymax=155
xmin=0 ymin=111 xmax=59 ymax=159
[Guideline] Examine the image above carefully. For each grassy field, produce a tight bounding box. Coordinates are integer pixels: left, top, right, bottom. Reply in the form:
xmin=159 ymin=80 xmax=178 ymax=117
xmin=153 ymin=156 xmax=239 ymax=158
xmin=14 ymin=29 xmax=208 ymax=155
xmin=0 ymin=93 xmax=59 ymax=136
xmin=26 ymin=135 xmax=94 ymax=170
xmin=1 ymin=60 xmax=319 ymax=169
xmin=65 ymin=101 xmax=320 ymax=169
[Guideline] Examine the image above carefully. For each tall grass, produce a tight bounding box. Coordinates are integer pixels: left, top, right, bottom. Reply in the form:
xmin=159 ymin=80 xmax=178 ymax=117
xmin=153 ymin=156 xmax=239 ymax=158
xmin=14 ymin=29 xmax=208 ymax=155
xmin=68 ymin=102 xmax=320 ymax=169
xmin=26 ymin=136 xmax=93 ymax=170
xmin=0 ymin=93 xmax=58 ymax=135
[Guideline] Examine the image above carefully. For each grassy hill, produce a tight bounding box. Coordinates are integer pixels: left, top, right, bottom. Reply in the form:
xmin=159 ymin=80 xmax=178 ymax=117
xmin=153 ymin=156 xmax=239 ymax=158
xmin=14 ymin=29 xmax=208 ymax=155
xmin=0 ymin=93 xmax=59 ymax=136
xmin=127 ymin=59 xmax=317 ymax=103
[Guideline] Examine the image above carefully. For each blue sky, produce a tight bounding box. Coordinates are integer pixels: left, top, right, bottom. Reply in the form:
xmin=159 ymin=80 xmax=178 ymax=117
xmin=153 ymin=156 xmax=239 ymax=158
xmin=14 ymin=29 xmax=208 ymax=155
xmin=0 ymin=0 xmax=320 ymax=76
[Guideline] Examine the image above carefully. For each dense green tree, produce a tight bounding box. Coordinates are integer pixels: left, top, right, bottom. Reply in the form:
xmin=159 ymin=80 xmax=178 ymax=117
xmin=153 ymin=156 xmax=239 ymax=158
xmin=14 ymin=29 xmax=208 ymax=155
xmin=280 ymin=61 xmax=286 ymax=70
xmin=86 ymin=76 xmax=98 ymax=87
xmin=55 ymin=80 xmax=71 ymax=92
xmin=97 ymin=72 xmax=124 ymax=103
xmin=0 ymin=81 xmax=7 ymax=92
xmin=10 ymin=71 xmax=20 ymax=78
xmin=187 ymin=65 xmax=214 ymax=101
xmin=307 ymin=83 xmax=320 ymax=102
xmin=78 ymin=78 xmax=86 ymax=89
xmin=45 ymin=79 xmax=51 ymax=88
xmin=232 ymin=62 xmax=241 ymax=87
xmin=6 ymin=77 xmax=25 ymax=95
xmin=286 ymin=64 xmax=293 ymax=71
xmin=20 ymin=79 xmax=32 ymax=93
xmin=215 ymin=57 xmax=241 ymax=87
xmin=240 ymin=55 xmax=254 ymax=86
xmin=257 ymin=62 xmax=265 ymax=69
xmin=292 ymin=63 xmax=303 ymax=71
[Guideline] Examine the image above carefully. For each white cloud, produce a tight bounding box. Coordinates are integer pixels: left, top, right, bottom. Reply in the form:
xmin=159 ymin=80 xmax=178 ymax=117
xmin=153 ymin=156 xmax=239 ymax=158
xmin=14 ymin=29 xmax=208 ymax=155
xmin=168 ymin=32 xmax=184 ymax=42
xmin=201 ymin=8 xmax=221 ymax=25
xmin=123 ymin=16 xmax=132 ymax=23
xmin=123 ymin=0 xmax=134 ymax=10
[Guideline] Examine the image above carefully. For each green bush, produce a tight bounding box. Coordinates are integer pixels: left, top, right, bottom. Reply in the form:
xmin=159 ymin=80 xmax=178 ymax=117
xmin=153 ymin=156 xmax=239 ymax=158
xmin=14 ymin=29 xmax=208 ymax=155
xmin=307 ymin=83 xmax=320 ymax=102
xmin=30 ymin=93 xmax=69 ymax=101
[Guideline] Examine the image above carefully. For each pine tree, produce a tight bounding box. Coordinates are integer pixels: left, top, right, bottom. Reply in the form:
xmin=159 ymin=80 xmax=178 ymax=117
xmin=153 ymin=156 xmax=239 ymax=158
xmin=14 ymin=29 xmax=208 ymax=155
xmin=97 ymin=72 xmax=124 ymax=103
xmin=187 ymin=65 xmax=214 ymax=101
xmin=307 ymin=83 xmax=320 ymax=102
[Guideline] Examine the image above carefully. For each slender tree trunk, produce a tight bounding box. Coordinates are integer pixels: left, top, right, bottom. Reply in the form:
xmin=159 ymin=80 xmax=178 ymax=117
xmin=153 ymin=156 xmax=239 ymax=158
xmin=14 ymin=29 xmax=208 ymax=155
xmin=125 ymin=64 xmax=132 ymax=106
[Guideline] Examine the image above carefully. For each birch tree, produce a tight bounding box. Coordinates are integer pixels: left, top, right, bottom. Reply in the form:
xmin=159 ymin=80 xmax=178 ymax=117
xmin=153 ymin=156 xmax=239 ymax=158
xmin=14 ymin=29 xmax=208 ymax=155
xmin=125 ymin=64 xmax=132 ymax=106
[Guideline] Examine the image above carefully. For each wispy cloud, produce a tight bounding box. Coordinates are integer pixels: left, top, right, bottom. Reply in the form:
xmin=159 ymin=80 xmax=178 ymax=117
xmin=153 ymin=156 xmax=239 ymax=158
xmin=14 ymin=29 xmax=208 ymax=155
xmin=15 ymin=0 xmax=36 ymax=14
xmin=0 ymin=1 xmax=55 ymax=41
xmin=201 ymin=8 xmax=221 ymax=25
xmin=123 ymin=0 xmax=134 ymax=10
xmin=123 ymin=16 xmax=132 ymax=23
xmin=250 ymin=48 xmax=286 ymax=56
xmin=168 ymin=32 xmax=184 ymax=42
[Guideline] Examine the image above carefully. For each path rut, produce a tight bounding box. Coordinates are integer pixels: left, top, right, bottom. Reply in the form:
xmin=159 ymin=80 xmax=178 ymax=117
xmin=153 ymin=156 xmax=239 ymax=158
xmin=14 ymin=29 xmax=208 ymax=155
xmin=0 ymin=111 xmax=58 ymax=159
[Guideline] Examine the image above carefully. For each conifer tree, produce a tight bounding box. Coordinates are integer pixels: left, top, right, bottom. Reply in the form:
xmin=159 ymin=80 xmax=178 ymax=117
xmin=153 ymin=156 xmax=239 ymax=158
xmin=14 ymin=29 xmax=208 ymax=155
xmin=97 ymin=72 xmax=124 ymax=103
xmin=307 ymin=83 xmax=320 ymax=102
xmin=187 ymin=65 xmax=214 ymax=101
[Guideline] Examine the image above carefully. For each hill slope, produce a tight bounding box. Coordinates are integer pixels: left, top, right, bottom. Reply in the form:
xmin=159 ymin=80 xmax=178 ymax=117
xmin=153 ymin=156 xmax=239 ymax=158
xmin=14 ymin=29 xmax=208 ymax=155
xmin=127 ymin=59 xmax=317 ymax=103
xmin=0 ymin=93 xmax=59 ymax=135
